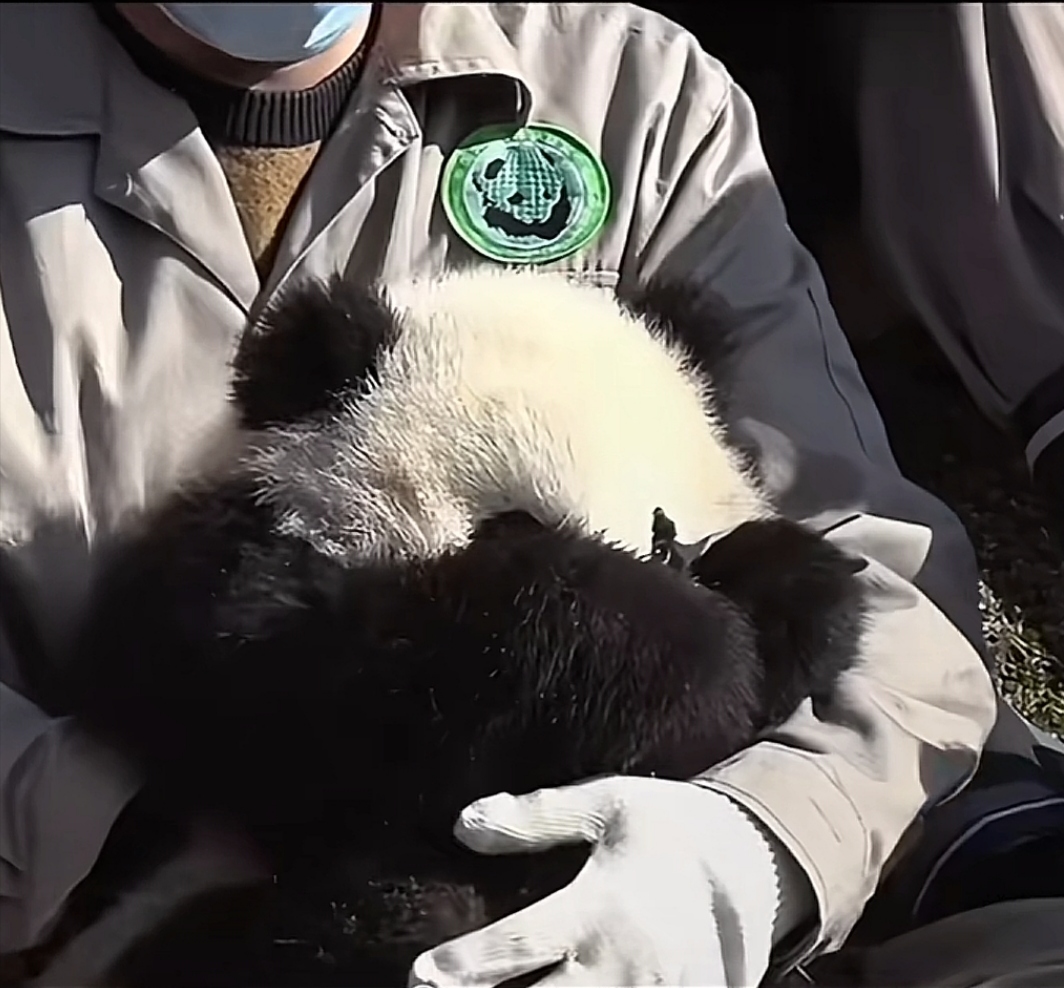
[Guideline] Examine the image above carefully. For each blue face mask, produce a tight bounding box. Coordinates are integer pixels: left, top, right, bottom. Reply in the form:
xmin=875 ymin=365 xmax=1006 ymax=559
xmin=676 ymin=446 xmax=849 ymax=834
xmin=157 ymin=4 xmax=373 ymax=64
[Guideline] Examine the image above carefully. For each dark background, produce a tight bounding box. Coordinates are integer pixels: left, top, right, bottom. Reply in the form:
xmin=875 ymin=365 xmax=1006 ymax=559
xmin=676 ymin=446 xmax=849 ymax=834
xmin=645 ymin=3 xmax=863 ymax=252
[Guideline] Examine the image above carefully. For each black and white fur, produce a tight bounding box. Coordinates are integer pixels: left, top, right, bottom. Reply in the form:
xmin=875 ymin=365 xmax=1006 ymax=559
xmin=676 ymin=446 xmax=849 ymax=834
xmin=49 ymin=269 xmax=866 ymax=987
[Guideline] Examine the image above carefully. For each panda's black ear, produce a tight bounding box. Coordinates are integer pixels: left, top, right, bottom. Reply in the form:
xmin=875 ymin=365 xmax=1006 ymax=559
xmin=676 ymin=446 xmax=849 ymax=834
xmin=616 ymin=279 xmax=739 ymax=404
xmin=231 ymin=275 xmax=400 ymax=430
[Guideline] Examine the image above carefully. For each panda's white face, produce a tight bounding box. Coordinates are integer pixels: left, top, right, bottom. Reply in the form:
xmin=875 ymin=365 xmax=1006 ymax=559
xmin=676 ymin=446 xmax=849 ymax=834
xmin=245 ymin=269 xmax=767 ymax=563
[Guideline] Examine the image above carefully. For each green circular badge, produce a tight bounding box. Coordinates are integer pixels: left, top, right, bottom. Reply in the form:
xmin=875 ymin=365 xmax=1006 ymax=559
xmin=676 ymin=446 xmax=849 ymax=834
xmin=441 ymin=122 xmax=612 ymax=265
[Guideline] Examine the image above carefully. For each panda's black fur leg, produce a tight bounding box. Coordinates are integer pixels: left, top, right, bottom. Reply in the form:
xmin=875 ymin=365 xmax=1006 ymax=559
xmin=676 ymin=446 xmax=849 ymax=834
xmin=690 ymin=518 xmax=868 ymax=727
xmin=105 ymin=839 xmax=590 ymax=988
xmin=65 ymin=481 xmax=417 ymax=843
xmin=429 ymin=521 xmax=773 ymax=792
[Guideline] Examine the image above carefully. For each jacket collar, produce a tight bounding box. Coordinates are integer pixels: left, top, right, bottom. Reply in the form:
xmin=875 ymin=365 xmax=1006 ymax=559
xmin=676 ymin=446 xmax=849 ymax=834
xmin=376 ymin=3 xmax=528 ymax=90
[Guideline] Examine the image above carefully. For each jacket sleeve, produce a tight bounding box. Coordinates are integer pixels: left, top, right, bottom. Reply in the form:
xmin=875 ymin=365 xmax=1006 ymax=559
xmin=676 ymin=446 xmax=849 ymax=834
xmin=627 ymin=45 xmax=998 ymax=960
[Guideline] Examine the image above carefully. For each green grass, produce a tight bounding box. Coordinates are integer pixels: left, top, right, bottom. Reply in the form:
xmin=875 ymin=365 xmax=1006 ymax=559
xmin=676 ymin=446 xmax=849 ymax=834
xmin=982 ymin=582 xmax=1064 ymax=736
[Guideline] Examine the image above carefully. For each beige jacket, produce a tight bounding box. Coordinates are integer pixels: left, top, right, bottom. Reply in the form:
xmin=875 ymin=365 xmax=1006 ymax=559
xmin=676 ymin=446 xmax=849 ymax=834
xmin=0 ymin=1 xmax=997 ymax=965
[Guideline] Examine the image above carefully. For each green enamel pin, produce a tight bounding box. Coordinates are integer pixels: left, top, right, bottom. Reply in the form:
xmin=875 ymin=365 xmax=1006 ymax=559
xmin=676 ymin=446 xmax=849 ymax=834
xmin=441 ymin=122 xmax=612 ymax=265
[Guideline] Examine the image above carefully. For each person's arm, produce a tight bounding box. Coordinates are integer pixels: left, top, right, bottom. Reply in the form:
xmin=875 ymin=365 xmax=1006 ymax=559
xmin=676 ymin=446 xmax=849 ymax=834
xmin=630 ymin=46 xmax=998 ymax=961
xmin=0 ymin=679 xmax=142 ymax=955
xmin=0 ymin=289 xmax=144 ymax=957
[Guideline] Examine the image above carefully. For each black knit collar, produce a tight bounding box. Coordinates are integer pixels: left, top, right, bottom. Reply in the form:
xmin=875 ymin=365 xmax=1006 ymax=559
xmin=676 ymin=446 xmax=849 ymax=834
xmin=94 ymin=3 xmax=379 ymax=148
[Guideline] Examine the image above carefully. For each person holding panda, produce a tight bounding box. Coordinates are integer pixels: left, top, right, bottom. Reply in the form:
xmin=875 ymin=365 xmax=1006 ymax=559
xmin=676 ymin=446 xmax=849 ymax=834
xmin=0 ymin=4 xmax=1059 ymax=987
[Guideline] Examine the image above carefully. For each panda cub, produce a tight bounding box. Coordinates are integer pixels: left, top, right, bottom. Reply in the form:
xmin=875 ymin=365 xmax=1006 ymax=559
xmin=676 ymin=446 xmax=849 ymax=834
xmin=56 ymin=268 xmax=866 ymax=987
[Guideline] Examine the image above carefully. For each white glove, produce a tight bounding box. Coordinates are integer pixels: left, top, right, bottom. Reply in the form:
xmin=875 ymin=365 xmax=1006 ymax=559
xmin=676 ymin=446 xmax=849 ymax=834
xmin=409 ymin=775 xmax=812 ymax=988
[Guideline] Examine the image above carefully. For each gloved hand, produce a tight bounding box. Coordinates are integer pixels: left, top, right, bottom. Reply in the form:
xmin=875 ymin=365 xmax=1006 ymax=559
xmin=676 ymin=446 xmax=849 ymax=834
xmin=409 ymin=775 xmax=812 ymax=987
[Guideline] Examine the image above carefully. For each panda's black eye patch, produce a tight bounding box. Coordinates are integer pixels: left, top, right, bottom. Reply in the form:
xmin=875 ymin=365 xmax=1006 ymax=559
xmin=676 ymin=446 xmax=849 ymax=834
xmin=231 ymin=275 xmax=401 ymax=431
